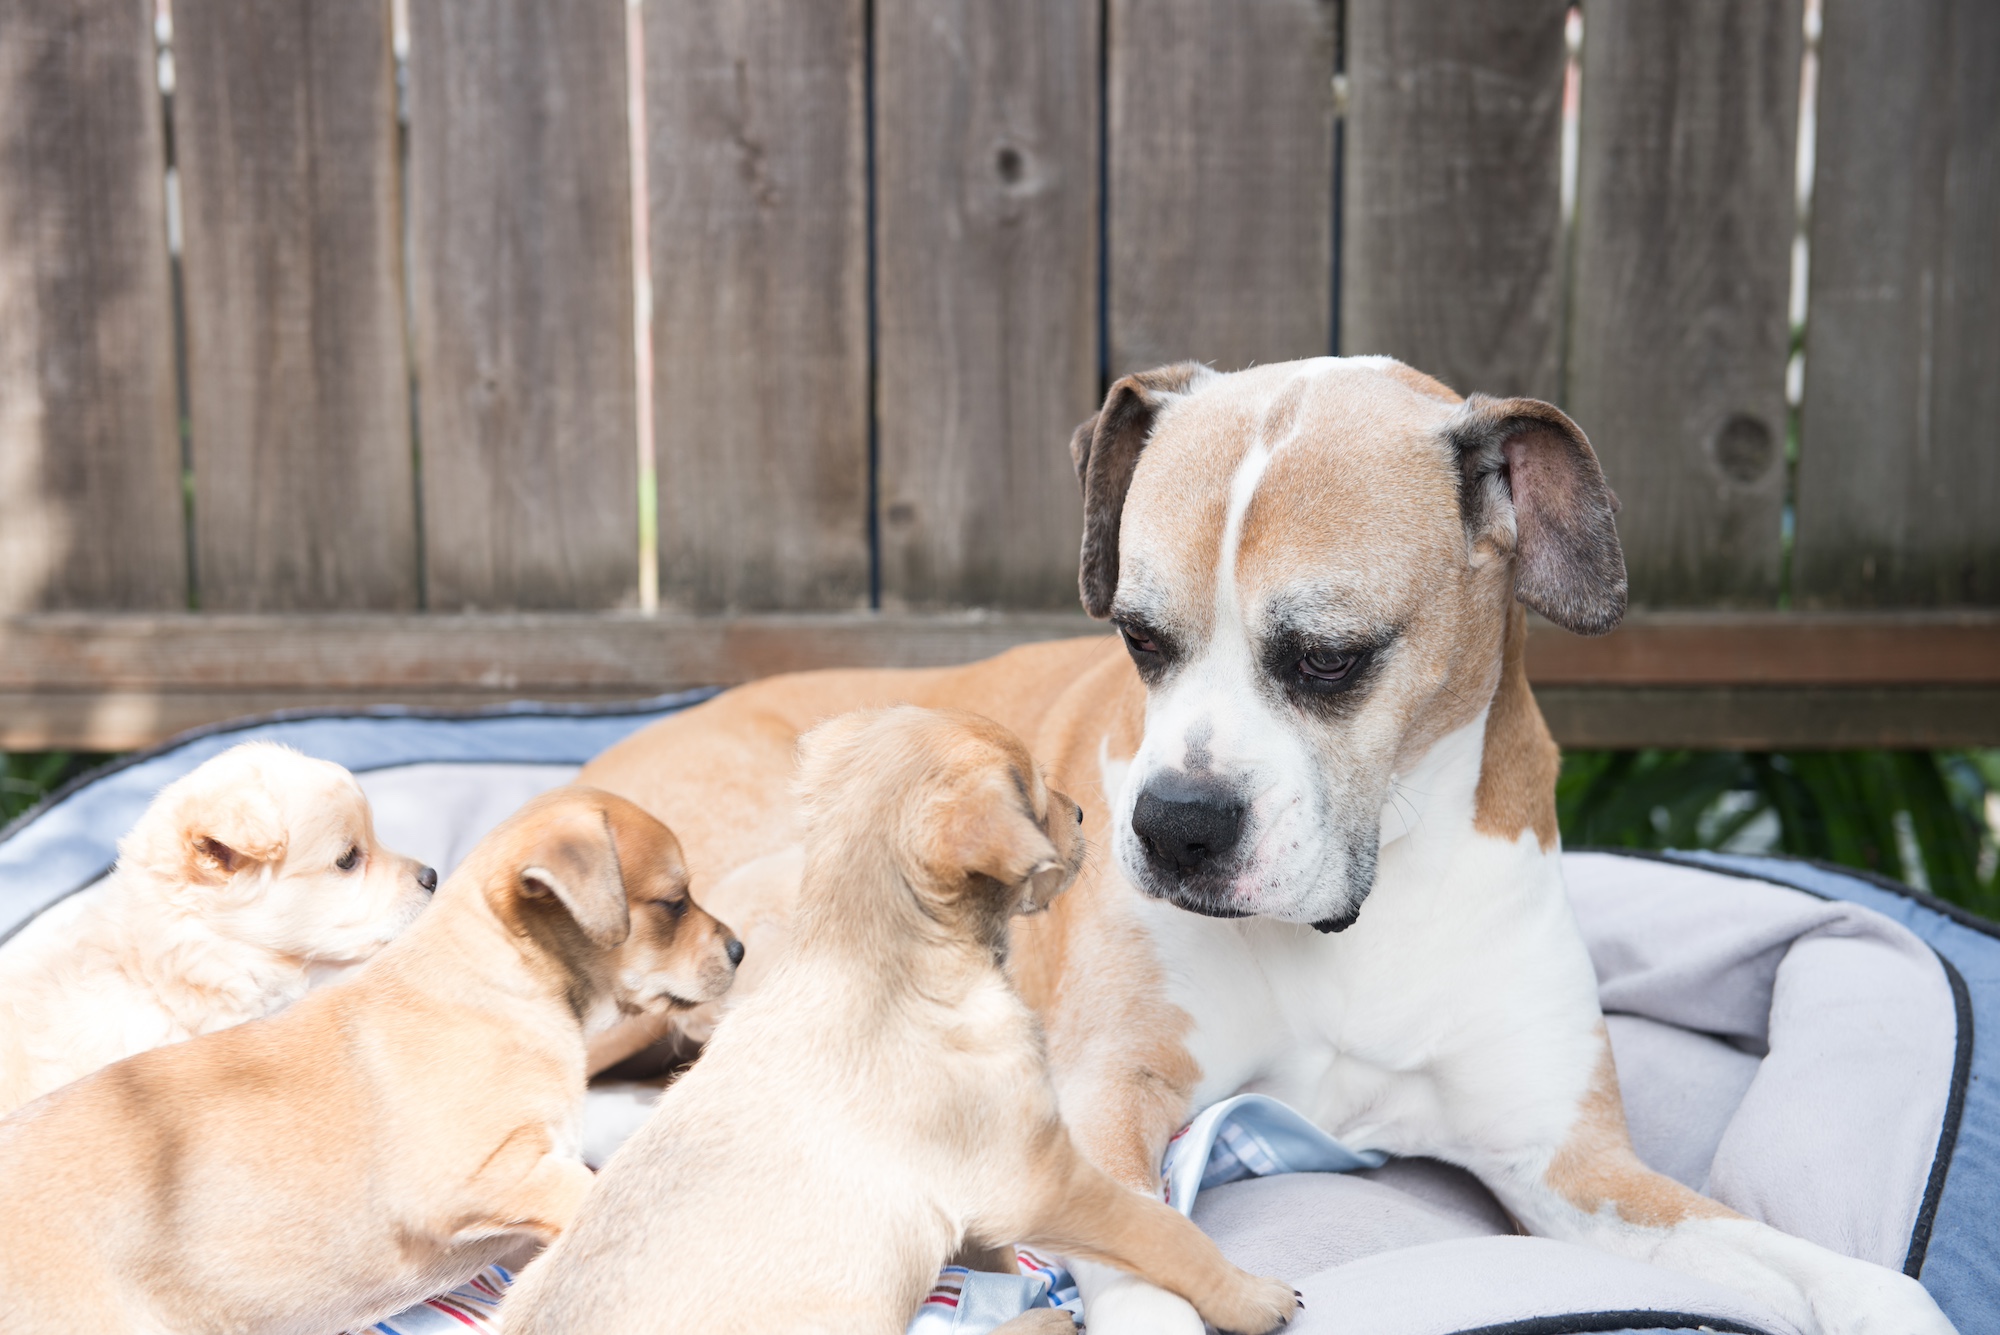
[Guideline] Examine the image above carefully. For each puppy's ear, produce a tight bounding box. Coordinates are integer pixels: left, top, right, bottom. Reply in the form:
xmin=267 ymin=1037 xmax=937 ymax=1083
xmin=931 ymin=773 xmax=1062 ymax=894
xmin=182 ymin=786 xmax=288 ymax=883
xmin=1071 ymin=362 xmax=1212 ymax=618
xmin=1447 ymin=394 xmax=1628 ymax=636
xmin=517 ymin=807 xmax=631 ymax=946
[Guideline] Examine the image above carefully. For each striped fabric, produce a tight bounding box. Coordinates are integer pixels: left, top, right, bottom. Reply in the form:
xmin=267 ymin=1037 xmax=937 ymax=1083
xmin=346 ymin=1265 xmax=512 ymax=1334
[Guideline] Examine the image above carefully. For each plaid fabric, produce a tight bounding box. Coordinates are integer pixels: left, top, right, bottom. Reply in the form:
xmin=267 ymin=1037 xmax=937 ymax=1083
xmin=345 ymin=1265 xmax=512 ymax=1335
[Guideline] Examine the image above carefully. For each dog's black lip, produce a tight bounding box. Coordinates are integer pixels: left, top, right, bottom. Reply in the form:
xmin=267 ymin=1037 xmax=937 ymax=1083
xmin=1144 ymin=883 xmax=1253 ymax=920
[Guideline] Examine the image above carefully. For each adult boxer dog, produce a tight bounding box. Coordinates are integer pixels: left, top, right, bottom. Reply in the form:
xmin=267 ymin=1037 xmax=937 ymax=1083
xmin=582 ymin=357 xmax=1952 ymax=1335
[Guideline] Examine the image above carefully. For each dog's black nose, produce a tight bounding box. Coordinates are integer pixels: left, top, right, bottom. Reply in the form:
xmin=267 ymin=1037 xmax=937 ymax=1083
xmin=1132 ymin=776 xmax=1244 ymax=875
xmin=416 ymin=866 xmax=438 ymax=893
xmin=725 ymin=937 xmax=745 ymax=967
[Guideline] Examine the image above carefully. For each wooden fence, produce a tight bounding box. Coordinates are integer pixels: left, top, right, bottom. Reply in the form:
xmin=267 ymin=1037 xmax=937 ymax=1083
xmin=2 ymin=0 xmax=1995 ymax=750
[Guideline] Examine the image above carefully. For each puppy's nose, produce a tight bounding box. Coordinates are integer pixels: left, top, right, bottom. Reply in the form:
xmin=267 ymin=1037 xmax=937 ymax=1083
xmin=416 ymin=866 xmax=438 ymax=893
xmin=1132 ymin=776 xmax=1244 ymax=876
xmin=724 ymin=937 xmax=745 ymax=968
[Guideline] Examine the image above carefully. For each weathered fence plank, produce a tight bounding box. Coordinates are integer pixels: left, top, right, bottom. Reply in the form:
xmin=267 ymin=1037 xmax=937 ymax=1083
xmin=407 ymin=0 xmax=637 ymax=610
xmin=1107 ymin=0 xmax=1337 ymax=377
xmin=1795 ymin=0 xmax=2000 ymax=608
xmin=1568 ymin=0 xmax=1800 ymax=607
xmin=1341 ymin=0 xmax=1566 ymax=400
xmin=0 ymin=0 xmax=183 ymax=611
xmin=647 ymin=0 xmax=870 ymax=612
xmin=873 ymin=0 xmax=1096 ymax=611
xmin=173 ymin=0 xmax=414 ymax=611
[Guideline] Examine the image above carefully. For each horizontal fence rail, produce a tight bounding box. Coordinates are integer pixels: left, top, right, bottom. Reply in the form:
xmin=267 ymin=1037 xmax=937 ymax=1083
xmin=1 ymin=0 xmax=1995 ymax=749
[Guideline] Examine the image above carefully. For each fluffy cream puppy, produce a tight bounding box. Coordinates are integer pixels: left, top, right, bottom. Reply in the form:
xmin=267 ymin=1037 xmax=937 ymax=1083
xmin=0 ymin=741 xmax=435 ymax=1114
xmin=503 ymin=708 xmax=1299 ymax=1335
xmin=0 ymin=786 xmax=743 ymax=1334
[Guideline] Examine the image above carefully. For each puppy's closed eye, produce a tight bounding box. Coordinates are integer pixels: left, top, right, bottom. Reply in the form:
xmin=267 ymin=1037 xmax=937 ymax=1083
xmin=335 ymin=846 xmax=361 ymax=872
xmin=652 ymin=898 xmax=689 ymax=920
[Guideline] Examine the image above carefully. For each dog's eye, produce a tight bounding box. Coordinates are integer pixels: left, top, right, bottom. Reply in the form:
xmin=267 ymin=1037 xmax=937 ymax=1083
xmin=335 ymin=845 xmax=361 ymax=872
xmin=1297 ymin=648 xmax=1361 ymax=686
xmin=654 ymin=898 xmax=689 ymax=920
xmin=1116 ymin=622 xmax=1162 ymax=657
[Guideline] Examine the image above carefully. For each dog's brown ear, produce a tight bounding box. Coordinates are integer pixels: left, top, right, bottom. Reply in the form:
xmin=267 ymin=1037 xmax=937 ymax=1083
xmin=183 ymin=788 xmax=288 ymax=883
xmin=1447 ymin=395 xmax=1628 ymax=636
xmin=930 ymin=772 xmax=1062 ymax=894
xmin=518 ymin=806 xmax=631 ymax=946
xmin=1071 ymin=362 xmax=1212 ymax=618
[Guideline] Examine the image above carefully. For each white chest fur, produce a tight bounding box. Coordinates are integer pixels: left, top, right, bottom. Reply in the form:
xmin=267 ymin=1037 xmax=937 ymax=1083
xmin=1109 ymin=712 xmax=1606 ymax=1165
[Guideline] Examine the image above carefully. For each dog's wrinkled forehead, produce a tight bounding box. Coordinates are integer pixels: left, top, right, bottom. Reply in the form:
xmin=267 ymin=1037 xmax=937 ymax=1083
xmin=1116 ymin=359 xmax=1466 ymax=631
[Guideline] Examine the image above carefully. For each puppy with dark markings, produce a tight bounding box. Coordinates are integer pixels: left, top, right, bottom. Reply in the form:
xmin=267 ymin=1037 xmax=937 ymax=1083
xmin=503 ymin=708 xmax=1297 ymax=1335
xmin=0 ymin=787 xmax=740 ymax=1335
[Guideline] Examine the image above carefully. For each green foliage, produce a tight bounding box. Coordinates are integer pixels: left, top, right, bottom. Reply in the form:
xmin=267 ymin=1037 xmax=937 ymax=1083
xmin=1 ymin=751 xmax=120 ymax=826
xmin=1560 ymin=748 xmax=2000 ymax=919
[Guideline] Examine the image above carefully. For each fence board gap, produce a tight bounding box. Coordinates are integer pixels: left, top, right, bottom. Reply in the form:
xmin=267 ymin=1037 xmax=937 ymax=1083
xmin=407 ymin=0 xmax=639 ymax=611
xmin=873 ymin=0 xmax=1098 ymax=611
xmin=1794 ymin=0 xmax=2000 ymax=608
xmin=1567 ymin=0 xmax=1801 ymax=609
xmin=1341 ymin=0 xmax=1566 ymax=401
xmin=174 ymin=0 xmax=415 ymax=611
xmin=0 ymin=0 xmax=184 ymax=611
xmin=1107 ymin=0 xmax=1337 ymax=377
xmin=647 ymin=0 xmax=871 ymax=613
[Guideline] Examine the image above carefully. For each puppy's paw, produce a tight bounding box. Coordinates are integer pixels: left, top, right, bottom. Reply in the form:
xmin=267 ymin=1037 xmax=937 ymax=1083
xmin=1199 ymin=1271 xmax=1300 ymax=1335
xmin=988 ymin=1310 xmax=1079 ymax=1334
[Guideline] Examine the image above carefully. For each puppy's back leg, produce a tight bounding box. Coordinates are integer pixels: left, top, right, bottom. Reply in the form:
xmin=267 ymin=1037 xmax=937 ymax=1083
xmin=1010 ymin=1129 xmax=1295 ymax=1335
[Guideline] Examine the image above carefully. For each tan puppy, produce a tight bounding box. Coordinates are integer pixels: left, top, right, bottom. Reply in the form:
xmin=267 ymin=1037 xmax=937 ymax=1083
xmin=0 ymin=786 xmax=741 ymax=1335
xmin=504 ymin=708 xmax=1297 ymax=1335
xmin=0 ymin=741 xmax=435 ymax=1115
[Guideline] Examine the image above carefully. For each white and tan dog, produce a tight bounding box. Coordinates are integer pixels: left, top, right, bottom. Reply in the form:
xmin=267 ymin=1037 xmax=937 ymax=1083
xmin=0 ymin=741 xmax=435 ymax=1115
xmin=0 ymin=785 xmax=742 ymax=1334
xmin=582 ymin=357 xmax=1953 ymax=1335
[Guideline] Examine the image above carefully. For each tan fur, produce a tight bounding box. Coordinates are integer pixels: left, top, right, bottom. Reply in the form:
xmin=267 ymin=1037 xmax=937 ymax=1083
xmin=0 ymin=742 xmax=434 ymax=1116
xmin=0 ymin=787 xmax=740 ymax=1335
xmin=508 ymin=709 xmax=1294 ymax=1335
xmin=1544 ymin=1029 xmax=1735 ymax=1229
xmin=1473 ymin=603 xmax=1560 ymax=849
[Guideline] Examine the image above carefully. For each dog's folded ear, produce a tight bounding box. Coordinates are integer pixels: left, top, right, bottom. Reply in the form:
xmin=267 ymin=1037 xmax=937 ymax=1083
xmin=930 ymin=774 xmax=1062 ymax=894
xmin=178 ymin=789 xmax=288 ymax=884
xmin=1071 ymin=362 xmax=1213 ymax=619
xmin=517 ymin=806 xmax=632 ymax=946
xmin=1446 ymin=394 xmax=1628 ymax=636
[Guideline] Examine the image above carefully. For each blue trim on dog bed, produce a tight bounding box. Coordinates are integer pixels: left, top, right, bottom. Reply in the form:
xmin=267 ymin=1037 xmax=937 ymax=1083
xmin=1654 ymin=850 xmax=1997 ymax=1334
xmin=0 ymin=692 xmax=718 ymax=947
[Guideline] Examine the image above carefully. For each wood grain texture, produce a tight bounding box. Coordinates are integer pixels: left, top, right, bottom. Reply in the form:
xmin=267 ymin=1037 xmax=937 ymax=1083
xmin=407 ymin=0 xmax=637 ymax=610
xmin=873 ymin=0 xmax=1097 ymax=611
xmin=173 ymin=0 xmax=414 ymax=611
xmin=7 ymin=610 xmax=1996 ymax=749
xmin=647 ymin=0 xmax=870 ymax=612
xmin=0 ymin=0 xmax=183 ymax=611
xmin=1341 ymin=0 xmax=1566 ymax=399
xmin=1524 ymin=611 xmax=2000 ymax=686
xmin=1568 ymin=0 xmax=1801 ymax=607
xmin=1107 ymin=0 xmax=1337 ymax=376
xmin=1794 ymin=0 xmax=2000 ymax=607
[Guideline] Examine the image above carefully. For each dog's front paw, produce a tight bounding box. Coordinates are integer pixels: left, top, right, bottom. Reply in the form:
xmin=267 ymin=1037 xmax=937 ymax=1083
xmin=1807 ymin=1268 xmax=1956 ymax=1335
xmin=1198 ymin=1271 xmax=1299 ymax=1335
xmin=988 ymin=1310 xmax=1078 ymax=1334
xmin=1079 ymin=1270 xmax=1204 ymax=1335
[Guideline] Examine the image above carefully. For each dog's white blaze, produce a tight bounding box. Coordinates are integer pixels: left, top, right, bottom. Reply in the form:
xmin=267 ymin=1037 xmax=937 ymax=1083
xmin=1117 ymin=368 xmax=1392 ymax=921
